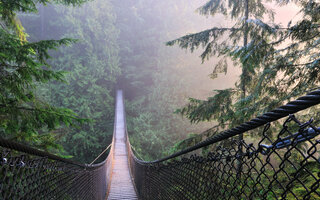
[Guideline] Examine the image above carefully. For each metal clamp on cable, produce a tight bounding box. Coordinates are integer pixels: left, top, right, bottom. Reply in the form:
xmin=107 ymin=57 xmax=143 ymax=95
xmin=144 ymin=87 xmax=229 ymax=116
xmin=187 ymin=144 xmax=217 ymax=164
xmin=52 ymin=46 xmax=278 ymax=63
xmin=259 ymin=126 xmax=320 ymax=155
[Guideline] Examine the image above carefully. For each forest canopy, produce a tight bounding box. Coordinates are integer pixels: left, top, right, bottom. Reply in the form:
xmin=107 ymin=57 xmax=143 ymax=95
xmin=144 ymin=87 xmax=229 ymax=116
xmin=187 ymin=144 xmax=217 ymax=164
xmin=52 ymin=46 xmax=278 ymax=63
xmin=0 ymin=0 xmax=90 ymax=153
xmin=1 ymin=0 xmax=320 ymax=163
xmin=168 ymin=0 xmax=320 ymax=145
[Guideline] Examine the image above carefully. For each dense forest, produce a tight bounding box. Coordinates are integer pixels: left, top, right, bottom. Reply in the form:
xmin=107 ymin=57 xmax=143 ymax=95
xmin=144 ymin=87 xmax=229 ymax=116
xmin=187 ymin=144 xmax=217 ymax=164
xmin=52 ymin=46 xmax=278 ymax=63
xmin=1 ymin=0 xmax=320 ymax=165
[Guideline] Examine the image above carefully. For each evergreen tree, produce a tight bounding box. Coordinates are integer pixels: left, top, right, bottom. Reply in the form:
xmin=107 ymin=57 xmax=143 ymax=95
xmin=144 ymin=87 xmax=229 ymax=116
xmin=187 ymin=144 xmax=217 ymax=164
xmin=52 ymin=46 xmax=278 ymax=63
xmin=169 ymin=0 xmax=320 ymax=130
xmin=247 ymin=1 xmax=320 ymax=112
xmin=0 ymin=0 xmax=88 ymax=152
xmin=20 ymin=0 xmax=121 ymax=162
xmin=167 ymin=0 xmax=287 ymax=131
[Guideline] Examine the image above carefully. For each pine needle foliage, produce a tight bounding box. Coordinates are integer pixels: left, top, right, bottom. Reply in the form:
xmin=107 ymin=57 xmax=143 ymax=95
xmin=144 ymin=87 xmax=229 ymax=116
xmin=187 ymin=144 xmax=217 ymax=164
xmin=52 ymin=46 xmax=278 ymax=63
xmin=167 ymin=0 xmax=277 ymax=128
xmin=0 ymin=0 xmax=88 ymax=151
xmin=168 ymin=1 xmax=320 ymax=133
xmin=19 ymin=0 xmax=120 ymax=162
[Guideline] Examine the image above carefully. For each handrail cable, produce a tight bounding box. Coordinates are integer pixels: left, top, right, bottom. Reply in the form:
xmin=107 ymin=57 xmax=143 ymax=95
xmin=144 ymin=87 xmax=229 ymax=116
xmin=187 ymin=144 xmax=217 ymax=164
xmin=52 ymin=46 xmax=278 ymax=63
xmin=0 ymin=91 xmax=118 ymax=199
xmin=0 ymin=137 xmax=87 ymax=167
xmin=89 ymin=143 xmax=112 ymax=165
xmin=146 ymin=89 xmax=320 ymax=163
xmin=0 ymin=137 xmax=108 ymax=168
xmin=129 ymin=144 xmax=143 ymax=160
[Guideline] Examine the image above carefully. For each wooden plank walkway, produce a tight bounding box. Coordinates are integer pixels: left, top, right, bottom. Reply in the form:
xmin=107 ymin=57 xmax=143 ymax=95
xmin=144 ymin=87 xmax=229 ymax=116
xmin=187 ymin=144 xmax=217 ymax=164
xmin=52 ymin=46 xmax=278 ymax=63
xmin=107 ymin=91 xmax=138 ymax=200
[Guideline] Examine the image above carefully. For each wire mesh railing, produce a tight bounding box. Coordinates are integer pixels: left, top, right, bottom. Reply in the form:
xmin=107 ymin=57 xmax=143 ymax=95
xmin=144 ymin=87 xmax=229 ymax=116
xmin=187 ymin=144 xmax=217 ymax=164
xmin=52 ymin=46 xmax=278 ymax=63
xmin=127 ymin=90 xmax=320 ymax=200
xmin=0 ymin=91 xmax=127 ymax=199
xmin=2 ymin=89 xmax=320 ymax=199
xmin=0 ymin=134 xmax=112 ymax=200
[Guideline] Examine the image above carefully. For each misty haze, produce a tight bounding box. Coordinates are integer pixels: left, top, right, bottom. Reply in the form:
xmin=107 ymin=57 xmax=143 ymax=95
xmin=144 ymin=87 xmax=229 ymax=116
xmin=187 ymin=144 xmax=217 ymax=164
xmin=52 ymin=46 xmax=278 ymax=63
xmin=1 ymin=0 xmax=320 ymax=199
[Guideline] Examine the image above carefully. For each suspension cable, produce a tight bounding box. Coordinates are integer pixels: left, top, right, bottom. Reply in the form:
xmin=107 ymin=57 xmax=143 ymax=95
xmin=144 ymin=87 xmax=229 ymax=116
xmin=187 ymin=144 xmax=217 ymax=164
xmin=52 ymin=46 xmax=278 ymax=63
xmin=130 ymin=144 xmax=143 ymax=160
xmin=90 ymin=144 xmax=112 ymax=165
xmin=144 ymin=89 xmax=320 ymax=164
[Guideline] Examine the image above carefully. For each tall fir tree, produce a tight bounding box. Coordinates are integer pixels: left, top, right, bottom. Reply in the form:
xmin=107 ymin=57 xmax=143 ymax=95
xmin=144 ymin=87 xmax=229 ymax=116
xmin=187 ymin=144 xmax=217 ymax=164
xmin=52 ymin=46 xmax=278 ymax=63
xmin=0 ymin=0 xmax=88 ymax=152
xmin=20 ymin=0 xmax=121 ymax=163
xmin=246 ymin=0 xmax=320 ymax=113
xmin=167 ymin=0 xmax=288 ymax=131
xmin=168 ymin=0 xmax=320 ymax=154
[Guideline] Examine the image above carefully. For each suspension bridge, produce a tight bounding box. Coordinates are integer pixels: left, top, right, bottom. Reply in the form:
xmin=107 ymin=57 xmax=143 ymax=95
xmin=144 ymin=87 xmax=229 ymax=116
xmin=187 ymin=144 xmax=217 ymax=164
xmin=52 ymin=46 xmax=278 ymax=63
xmin=1 ymin=90 xmax=320 ymax=199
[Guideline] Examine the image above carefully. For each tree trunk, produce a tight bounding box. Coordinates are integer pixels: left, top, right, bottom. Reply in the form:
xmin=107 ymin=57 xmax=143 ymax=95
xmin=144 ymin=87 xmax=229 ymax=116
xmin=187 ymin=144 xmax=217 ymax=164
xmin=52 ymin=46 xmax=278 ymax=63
xmin=237 ymin=0 xmax=249 ymax=178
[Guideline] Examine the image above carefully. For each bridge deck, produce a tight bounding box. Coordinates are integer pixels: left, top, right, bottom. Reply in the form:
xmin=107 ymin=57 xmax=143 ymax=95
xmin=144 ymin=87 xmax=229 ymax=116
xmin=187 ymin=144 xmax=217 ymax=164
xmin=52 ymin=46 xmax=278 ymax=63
xmin=107 ymin=91 xmax=138 ymax=200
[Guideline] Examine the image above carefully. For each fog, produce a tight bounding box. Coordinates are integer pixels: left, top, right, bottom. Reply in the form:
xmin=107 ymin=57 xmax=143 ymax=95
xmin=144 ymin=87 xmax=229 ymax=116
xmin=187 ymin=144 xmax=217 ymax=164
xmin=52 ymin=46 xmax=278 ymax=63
xmin=139 ymin=1 xmax=300 ymax=100
xmin=165 ymin=1 xmax=300 ymax=99
xmin=18 ymin=0 xmax=302 ymax=160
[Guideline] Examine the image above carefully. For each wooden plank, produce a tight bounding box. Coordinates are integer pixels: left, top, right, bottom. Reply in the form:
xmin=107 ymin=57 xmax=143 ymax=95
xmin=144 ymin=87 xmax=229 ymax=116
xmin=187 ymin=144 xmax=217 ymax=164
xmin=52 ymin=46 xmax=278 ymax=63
xmin=107 ymin=91 xmax=138 ymax=200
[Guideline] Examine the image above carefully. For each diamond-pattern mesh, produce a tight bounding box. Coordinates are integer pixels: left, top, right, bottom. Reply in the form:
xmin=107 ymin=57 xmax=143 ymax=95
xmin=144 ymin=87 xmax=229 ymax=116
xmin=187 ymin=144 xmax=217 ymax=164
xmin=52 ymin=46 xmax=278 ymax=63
xmin=2 ymin=89 xmax=320 ymax=199
xmin=128 ymin=115 xmax=320 ymax=200
xmin=0 ymin=145 xmax=109 ymax=200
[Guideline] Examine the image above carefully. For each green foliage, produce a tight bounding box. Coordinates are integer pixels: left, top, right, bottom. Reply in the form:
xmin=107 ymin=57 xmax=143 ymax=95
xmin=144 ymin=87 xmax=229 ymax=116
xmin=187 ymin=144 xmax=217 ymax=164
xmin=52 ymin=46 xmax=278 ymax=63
xmin=114 ymin=0 xmax=174 ymax=160
xmin=167 ymin=0 xmax=277 ymax=135
xmin=19 ymin=0 xmax=120 ymax=162
xmin=167 ymin=0 xmax=320 ymax=141
xmin=0 ymin=0 xmax=87 ymax=41
xmin=114 ymin=0 xmax=213 ymax=160
xmin=198 ymin=0 xmax=274 ymax=19
xmin=251 ymin=1 xmax=320 ymax=109
xmin=114 ymin=0 xmax=159 ymax=100
xmin=0 ymin=0 xmax=86 ymax=14
xmin=0 ymin=0 xmax=91 ymax=152
xmin=176 ymin=89 xmax=234 ymax=124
